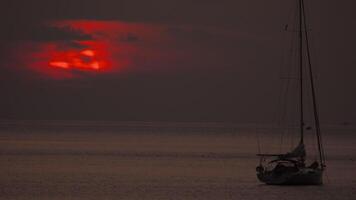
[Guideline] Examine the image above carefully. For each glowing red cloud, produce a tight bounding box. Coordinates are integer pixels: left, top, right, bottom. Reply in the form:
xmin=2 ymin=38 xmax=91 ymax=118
xmin=49 ymin=48 xmax=106 ymax=71
xmin=81 ymin=49 xmax=95 ymax=57
xmin=20 ymin=39 xmax=116 ymax=79
xmin=49 ymin=61 xmax=69 ymax=69
xmin=16 ymin=20 xmax=186 ymax=79
xmin=26 ymin=21 xmax=129 ymax=79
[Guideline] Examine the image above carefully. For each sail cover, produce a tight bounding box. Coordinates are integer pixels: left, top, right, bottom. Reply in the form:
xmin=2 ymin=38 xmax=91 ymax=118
xmin=281 ymin=143 xmax=306 ymax=159
xmin=257 ymin=142 xmax=306 ymax=159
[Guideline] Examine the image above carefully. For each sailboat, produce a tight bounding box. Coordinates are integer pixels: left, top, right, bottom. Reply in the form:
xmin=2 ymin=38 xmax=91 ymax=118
xmin=256 ymin=0 xmax=326 ymax=185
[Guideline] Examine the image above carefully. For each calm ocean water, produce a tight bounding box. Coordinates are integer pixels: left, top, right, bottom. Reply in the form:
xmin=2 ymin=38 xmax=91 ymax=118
xmin=0 ymin=121 xmax=355 ymax=200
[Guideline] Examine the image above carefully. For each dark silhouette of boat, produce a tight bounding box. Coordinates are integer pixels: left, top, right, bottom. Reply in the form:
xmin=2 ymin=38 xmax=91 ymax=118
xmin=256 ymin=0 xmax=326 ymax=185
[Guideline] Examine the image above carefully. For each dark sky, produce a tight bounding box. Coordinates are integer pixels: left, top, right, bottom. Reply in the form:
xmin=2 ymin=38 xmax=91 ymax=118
xmin=0 ymin=0 xmax=355 ymax=124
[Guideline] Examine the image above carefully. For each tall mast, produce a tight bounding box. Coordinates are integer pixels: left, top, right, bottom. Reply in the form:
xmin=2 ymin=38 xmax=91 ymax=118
xmin=299 ymin=0 xmax=304 ymax=144
xmin=301 ymin=0 xmax=326 ymax=168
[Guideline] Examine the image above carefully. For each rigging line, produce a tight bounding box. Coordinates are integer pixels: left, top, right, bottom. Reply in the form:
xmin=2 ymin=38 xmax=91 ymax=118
xmin=291 ymin=68 xmax=300 ymax=150
xmin=302 ymin=0 xmax=325 ymax=163
xmin=281 ymin=19 xmax=300 ymax=153
xmin=299 ymin=0 xmax=304 ymax=145
xmin=280 ymin=0 xmax=297 ymax=111
xmin=301 ymin=0 xmax=326 ymax=167
xmin=256 ymin=127 xmax=262 ymax=155
xmin=303 ymin=0 xmax=318 ymax=160
xmin=281 ymin=5 xmax=299 ymax=128
xmin=305 ymin=78 xmax=319 ymax=160
xmin=279 ymin=58 xmax=296 ymax=152
xmin=307 ymin=90 xmax=319 ymax=160
xmin=275 ymin=3 xmax=296 ymax=129
xmin=276 ymin=35 xmax=289 ymax=125
xmin=277 ymin=7 xmax=299 ymax=153
xmin=282 ymin=55 xmax=296 ymax=151
xmin=278 ymin=64 xmax=293 ymax=151
xmin=303 ymin=0 xmax=320 ymax=80
xmin=282 ymin=1 xmax=299 ymax=148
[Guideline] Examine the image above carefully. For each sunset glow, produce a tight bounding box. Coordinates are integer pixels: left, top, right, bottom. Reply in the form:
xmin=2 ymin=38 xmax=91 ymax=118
xmin=49 ymin=61 xmax=69 ymax=69
xmin=14 ymin=20 xmax=183 ymax=79
xmin=49 ymin=49 xmax=105 ymax=71
xmin=81 ymin=49 xmax=95 ymax=57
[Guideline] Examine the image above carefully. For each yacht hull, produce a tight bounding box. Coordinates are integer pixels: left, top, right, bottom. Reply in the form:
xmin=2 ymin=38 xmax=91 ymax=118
xmin=257 ymin=168 xmax=323 ymax=185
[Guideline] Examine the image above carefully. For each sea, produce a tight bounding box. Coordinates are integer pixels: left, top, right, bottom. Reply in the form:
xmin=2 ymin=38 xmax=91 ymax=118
xmin=0 ymin=121 xmax=355 ymax=200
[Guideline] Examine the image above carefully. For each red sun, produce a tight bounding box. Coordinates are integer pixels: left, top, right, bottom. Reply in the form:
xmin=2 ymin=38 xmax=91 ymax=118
xmin=49 ymin=48 xmax=106 ymax=71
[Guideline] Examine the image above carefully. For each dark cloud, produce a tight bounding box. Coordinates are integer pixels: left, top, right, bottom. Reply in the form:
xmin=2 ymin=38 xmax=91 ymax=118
xmin=56 ymin=41 xmax=89 ymax=50
xmin=0 ymin=23 xmax=93 ymax=42
xmin=119 ymin=33 xmax=140 ymax=42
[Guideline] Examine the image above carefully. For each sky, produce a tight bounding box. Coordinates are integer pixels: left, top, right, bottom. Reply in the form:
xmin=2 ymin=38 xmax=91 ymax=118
xmin=0 ymin=0 xmax=355 ymax=124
